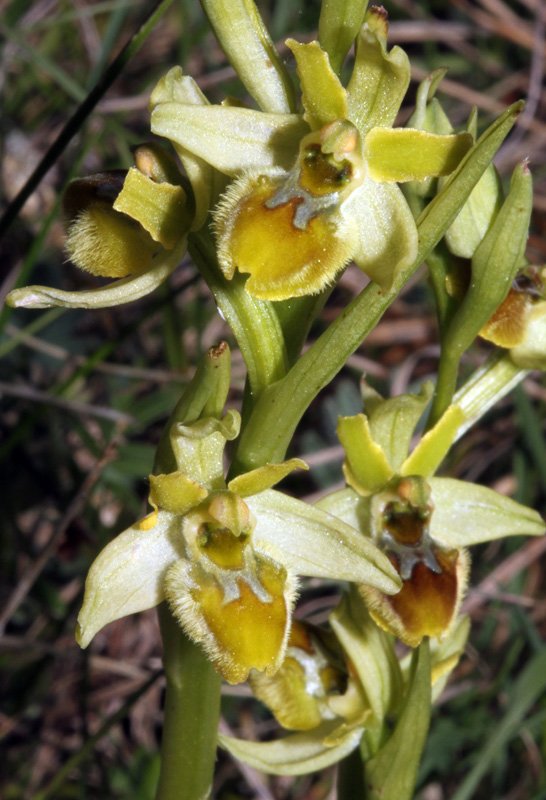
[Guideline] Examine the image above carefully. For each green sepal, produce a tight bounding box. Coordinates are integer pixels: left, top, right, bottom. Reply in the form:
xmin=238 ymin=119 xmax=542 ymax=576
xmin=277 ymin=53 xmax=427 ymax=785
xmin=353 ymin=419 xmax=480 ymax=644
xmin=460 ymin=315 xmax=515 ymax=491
xmin=6 ymin=239 xmax=185 ymax=310
xmin=149 ymin=67 xmax=220 ymax=230
xmin=428 ymin=477 xmax=545 ymax=547
xmin=330 ymin=589 xmax=403 ymax=726
xmin=346 ymin=24 xmax=410 ymax=135
xmin=228 ymin=458 xmax=308 ymax=497
xmin=219 ymin=720 xmax=363 ymax=776
xmin=337 ymin=414 xmax=393 ymax=493
xmin=365 ymin=128 xmax=473 ymax=183
xmin=318 ymin=0 xmax=369 ymax=75
xmin=152 ymin=103 xmax=307 ymax=176
xmin=76 ymin=511 xmax=182 ymax=648
xmin=364 ymin=641 xmax=431 ymax=800
xmin=113 ymin=168 xmax=190 ymax=249
xmin=315 ymin=487 xmax=365 ymax=533
xmin=200 ymin=0 xmax=296 ymax=114
xmin=400 ymin=405 xmax=465 ymax=477
xmin=247 ymin=490 xmax=401 ymax=593
xmin=351 ymin=180 xmax=418 ymax=290
xmin=286 ymin=39 xmax=348 ymax=129
xmin=365 ymin=382 xmax=433 ymax=471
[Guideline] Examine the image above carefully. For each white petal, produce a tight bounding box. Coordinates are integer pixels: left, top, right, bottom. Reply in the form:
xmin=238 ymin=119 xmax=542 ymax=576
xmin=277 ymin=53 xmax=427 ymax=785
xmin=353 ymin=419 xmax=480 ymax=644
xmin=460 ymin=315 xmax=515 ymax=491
xmin=76 ymin=512 xmax=183 ymax=647
xmin=247 ymin=490 xmax=400 ymax=594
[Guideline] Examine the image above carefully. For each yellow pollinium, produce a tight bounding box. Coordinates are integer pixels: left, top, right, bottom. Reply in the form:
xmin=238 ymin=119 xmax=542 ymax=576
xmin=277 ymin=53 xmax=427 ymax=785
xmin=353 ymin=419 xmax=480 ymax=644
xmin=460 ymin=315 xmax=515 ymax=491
xmin=193 ymin=559 xmax=288 ymax=684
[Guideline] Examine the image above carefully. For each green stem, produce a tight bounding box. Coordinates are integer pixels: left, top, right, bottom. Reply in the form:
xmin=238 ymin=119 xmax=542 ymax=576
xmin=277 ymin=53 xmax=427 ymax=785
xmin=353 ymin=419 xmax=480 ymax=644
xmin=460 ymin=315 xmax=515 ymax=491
xmin=231 ymin=101 xmax=523 ymax=471
xmin=156 ymin=605 xmax=222 ymax=800
xmin=427 ymin=341 xmax=461 ymax=427
xmin=189 ymin=232 xmax=288 ymax=397
xmin=453 ymin=352 xmax=527 ymax=439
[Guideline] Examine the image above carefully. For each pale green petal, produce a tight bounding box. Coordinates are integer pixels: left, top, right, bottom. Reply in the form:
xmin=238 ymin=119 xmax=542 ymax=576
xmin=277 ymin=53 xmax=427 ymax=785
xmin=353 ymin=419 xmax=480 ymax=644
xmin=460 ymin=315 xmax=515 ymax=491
xmin=201 ymin=0 xmax=295 ymax=114
xmin=365 ymin=128 xmax=473 ymax=183
xmin=400 ymin=405 xmax=465 ymax=477
xmin=346 ymin=26 xmax=410 ymax=135
xmin=149 ymin=67 xmax=219 ymax=229
xmin=366 ymin=383 xmax=433 ymax=471
xmin=151 ymin=104 xmax=307 ymax=176
xmin=227 ymin=458 xmax=308 ymax=497
xmin=247 ymin=490 xmax=401 ymax=594
xmin=337 ymin=414 xmax=393 ymax=493
xmin=286 ymin=39 xmax=347 ymax=129
xmin=350 ymin=179 xmax=418 ymax=289
xmin=6 ymin=241 xmax=185 ymax=310
xmin=219 ymin=721 xmax=363 ymax=776
xmin=428 ymin=477 xmax=545 ymax=547
xmin=76 ymin=511 xmax=182 ymax=648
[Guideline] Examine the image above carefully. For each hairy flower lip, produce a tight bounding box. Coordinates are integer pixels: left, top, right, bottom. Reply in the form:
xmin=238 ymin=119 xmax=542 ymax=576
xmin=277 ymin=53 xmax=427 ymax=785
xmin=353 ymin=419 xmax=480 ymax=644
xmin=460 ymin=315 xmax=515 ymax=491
xmin=76 ymin=415 xmax=401 ymax=682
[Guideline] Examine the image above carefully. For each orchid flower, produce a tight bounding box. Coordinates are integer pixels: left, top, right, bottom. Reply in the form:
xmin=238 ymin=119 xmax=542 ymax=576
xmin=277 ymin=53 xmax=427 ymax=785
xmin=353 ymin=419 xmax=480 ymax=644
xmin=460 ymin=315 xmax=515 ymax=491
xmin=151 ymin=7 xmax=472 ymax=300
xmin=77 ymin=406 xmax=400 ymax=684
xmin=316 ymin=385 xmax=545 ymax=646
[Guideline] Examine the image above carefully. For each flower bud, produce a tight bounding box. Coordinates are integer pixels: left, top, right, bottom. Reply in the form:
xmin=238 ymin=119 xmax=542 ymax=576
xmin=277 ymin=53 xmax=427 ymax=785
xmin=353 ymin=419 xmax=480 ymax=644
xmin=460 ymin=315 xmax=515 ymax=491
xmin=63 ymin=173 xmax=158 ymax=278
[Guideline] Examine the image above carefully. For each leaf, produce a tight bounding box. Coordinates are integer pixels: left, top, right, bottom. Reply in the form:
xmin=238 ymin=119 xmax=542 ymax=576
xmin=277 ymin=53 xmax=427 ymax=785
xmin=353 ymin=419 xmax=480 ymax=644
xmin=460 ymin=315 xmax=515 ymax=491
xmin=364 ymin=641 xmax=431 ymax=800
